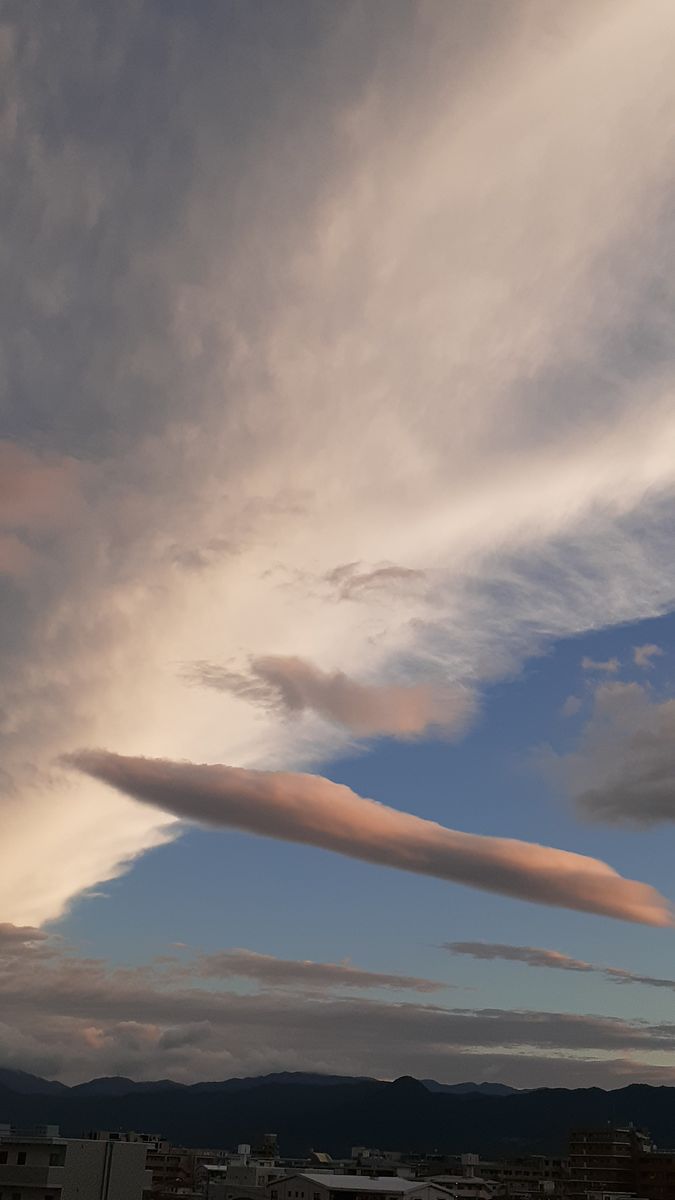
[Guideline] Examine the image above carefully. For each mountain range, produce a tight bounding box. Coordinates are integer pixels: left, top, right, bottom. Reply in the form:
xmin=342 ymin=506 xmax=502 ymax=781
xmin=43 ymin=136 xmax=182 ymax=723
xmin=0 ymin=1070 xmax=670 ymax=1156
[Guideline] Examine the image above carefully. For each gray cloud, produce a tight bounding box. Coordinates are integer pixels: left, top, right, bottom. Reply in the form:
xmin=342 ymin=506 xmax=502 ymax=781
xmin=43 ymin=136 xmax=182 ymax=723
xmin=543 ymin=682 xmax=675 ymax=825
xmin=2 ymin=931 xmax=675 ymax=1086
xmin=444 ymin=942 xmax=594 ymax=972
xmin=634 ymin=644 xmax=664 ymax=669
xmin=445 ymin=940 xmax=675 ymax=994
xmin=65 ymin=750 xmax=672 ymax=925
xmin=0 ymin=923 xmax=48 ymax=948
xmin=184 ymin=654 xmax=473 ymax=739
xmin=188 ymin=949 xmax=446 ymax=994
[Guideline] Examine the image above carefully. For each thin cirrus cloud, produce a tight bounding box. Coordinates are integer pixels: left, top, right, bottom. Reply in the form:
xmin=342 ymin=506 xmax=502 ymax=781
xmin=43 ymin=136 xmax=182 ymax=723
xmin=445 ymin=941 xmax=675 ymax=993
xmin=184 ymin=654 xmax=473 ymax=739
xmin=541 ymin=682 xmax=675 ymax=825
xmin=9 ymin=0 xmax=675 ymax=928
xmin=64 ymin=750 xmax=673 ymax=926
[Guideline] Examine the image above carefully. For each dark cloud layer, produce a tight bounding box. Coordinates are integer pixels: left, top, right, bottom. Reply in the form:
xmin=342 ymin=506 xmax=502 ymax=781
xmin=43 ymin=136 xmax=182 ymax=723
xmin=543 ymin=683 xmax=675 ymax=825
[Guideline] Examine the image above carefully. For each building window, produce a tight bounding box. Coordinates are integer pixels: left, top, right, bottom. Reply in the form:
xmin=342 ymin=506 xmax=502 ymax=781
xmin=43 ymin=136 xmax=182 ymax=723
xmin=17 ymin=1153 xmax=26 ymax=1165
xmin=0 ymin=1151 xmax=6 ymax=1163
xmin=48 ymin=1152 xmax=61 ymax=1166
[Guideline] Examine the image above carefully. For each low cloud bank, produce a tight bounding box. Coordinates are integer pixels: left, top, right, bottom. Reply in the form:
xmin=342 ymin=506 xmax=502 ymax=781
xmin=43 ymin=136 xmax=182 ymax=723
xmin=65 ymin=750 xmax=673 ymax=926
xmin=3 ymin=927 xmax=675 ymax=1086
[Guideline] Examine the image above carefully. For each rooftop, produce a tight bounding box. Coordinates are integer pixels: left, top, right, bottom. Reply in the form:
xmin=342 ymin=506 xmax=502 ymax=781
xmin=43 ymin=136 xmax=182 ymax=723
xmin=291 ymin=1175 xmax=451 ymax=1193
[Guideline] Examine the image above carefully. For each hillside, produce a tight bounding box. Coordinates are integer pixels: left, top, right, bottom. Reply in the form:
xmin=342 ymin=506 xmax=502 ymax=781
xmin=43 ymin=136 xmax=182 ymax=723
xmin=0 ymin=1071 xmax=672 ymax=1155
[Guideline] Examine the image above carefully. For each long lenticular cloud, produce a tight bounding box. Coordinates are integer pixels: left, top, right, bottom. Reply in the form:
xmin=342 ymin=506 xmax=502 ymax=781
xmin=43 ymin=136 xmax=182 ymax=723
xmin=65 ymin=750 xmax=673 ymax=926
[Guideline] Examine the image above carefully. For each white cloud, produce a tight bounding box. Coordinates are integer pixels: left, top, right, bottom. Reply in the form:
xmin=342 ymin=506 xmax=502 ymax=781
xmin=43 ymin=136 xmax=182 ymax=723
xmin=4 ymin=1 xmax=675 ymax=923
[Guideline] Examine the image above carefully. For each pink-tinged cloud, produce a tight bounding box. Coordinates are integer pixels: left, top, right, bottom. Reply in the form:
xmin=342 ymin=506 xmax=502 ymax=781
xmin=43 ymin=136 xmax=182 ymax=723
xmin=0 ymin=440 xmax=81 ymax=531
xmin=188 ymin=654 xmax=473 ymax=739
xmin=0 ymin=532 xmax=34 ymax=578
xmin=253 ymin=656 xmax=472 ymax=738
xmin=65 ymin=750 xmax=673 ymax=926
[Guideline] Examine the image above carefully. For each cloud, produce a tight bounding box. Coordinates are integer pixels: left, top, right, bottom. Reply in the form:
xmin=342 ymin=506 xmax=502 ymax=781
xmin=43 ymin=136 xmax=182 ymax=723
xmin=65 ymin=750 xmax=673 ymax=926
xmin=634 ymin=644 xmax=664 ymax=669
xmin=581 ymin=657 xmax=620 ymax=674
xmin=3 ymin=930 xmax=675 ymax=1086
xmin=0 ymin=441 xmax=83 ymax=577
xmin=8 ymin=0 xmax=675 ymax=925
xmin=325 ymin=563 xmax=427 ymax=602
xmin=0 ymin=441 xmax=81 ymax=532
xmin=0 ymin=923 xmax=48 ymax=949
xmin=561 ymin=695 xmax=582 ymax=718
xmin=444 ymin=942 xmax=594 ymax=972
xmin=444 ymin=940 xmax=675 ymax=994
xmin=543 ymin=682 xmax=675 ymax=825
xmin=188 ymin=949 xmax=446 ymax=994
xmin=184 ymin=655 xmax=473 ymax=739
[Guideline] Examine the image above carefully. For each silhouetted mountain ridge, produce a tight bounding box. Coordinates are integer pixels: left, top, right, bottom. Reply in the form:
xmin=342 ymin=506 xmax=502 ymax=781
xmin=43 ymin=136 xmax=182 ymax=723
xmin=0 ymin=1071 xmax=672 ymax=1156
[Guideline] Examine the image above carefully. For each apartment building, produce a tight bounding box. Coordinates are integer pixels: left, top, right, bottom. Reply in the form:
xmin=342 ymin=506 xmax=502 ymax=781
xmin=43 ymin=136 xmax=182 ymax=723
xmin=0 ymin=1125 xmax=151 ymax=1199
xmin=568 ymin=1129 xmax=653 ymax=1197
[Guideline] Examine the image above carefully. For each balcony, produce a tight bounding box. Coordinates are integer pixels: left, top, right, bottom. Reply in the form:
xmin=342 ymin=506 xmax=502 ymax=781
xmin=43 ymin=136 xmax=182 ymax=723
xmin=0 ymin=1163 xmax=66 ymax=1187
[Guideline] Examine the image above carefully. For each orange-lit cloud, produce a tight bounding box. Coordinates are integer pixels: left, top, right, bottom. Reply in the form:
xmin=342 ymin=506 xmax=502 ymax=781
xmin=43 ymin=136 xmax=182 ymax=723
xmin=185 ymin=654 xmax=473 ymax=739
xmin=66 ymin=750 xmax=673 ymax=926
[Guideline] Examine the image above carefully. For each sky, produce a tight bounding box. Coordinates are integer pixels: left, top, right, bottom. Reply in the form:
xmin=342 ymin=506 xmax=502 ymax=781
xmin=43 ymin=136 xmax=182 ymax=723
xmin=5 ymin=0 xmax=675 ymax=1088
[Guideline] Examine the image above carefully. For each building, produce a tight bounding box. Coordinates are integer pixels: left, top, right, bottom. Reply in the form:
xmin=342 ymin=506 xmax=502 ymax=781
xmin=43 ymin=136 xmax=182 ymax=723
xmin=0 ymin=1124 xmax=151 ymax=1199
xmin=207 ymin=1161 xmax=289 ymax=1200
xmin=266 ymin=1173 xmax=455 ymax=1200
xmin=568 ymin=1129 xmax=653 ymax=1197
xmin=429 ymin=1177 xmax=495 ymax=1200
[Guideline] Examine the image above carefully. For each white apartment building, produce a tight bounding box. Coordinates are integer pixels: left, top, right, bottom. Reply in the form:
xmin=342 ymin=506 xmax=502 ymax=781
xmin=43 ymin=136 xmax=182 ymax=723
xmin=0 ymin=1126 xmax=151 ymax=1199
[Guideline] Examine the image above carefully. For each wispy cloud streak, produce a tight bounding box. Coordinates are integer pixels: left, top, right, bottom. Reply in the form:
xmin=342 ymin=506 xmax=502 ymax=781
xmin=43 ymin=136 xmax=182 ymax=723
xmin=445 ymin=941 xmax=675 ymax=993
